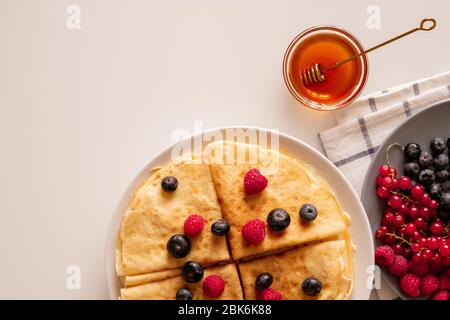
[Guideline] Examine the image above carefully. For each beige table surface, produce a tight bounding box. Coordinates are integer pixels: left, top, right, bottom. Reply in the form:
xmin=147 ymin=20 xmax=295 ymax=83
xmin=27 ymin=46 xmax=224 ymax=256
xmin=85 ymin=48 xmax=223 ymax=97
xmin=1 ymin=0 xmax=449 ymax=299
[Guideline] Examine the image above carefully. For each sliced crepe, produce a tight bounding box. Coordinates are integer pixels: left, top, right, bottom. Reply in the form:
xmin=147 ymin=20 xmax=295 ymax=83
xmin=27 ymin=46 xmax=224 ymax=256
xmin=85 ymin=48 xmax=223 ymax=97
xmin=117 ymin=155 xmax=230 ymax=276
xmin=120 ymin=263 xmax=243 ymax=300
xmin=121 ymin=269 xmax=181 ymax=287
xmin=206 ymin=141 xmax=349 ymax=260
xmin=238 ymin=240 xmax=350 ymax=300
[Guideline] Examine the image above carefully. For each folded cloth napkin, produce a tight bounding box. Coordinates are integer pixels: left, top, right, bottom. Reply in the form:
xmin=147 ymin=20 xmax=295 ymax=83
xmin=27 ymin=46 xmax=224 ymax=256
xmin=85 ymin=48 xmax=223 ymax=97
xmin=318 ymin=71 xmax=450 ymax=300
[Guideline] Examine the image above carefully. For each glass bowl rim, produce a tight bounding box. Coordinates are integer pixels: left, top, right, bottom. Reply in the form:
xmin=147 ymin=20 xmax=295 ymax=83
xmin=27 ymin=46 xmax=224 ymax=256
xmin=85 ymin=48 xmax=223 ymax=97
xmin=283 ymin=25 xmax=369 ymax=111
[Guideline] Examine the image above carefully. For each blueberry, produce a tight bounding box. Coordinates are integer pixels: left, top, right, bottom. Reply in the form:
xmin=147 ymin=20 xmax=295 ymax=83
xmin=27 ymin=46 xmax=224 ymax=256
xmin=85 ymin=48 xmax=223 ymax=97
xmin=255 ymin=272 xmax=273 ymax=291
xmin=167 ymin=234 xmax=191 ymax=258
xmin=441 ymin=180 xmax=450 ymax=192
xmin=161 ymin=176 xmax=178 ymax=192
xmin=404 ymin=143 xmax=421 ymax=161
xmin=181 ymin=261 xmax=204 ymax=283
xmin=211 ymin=219 xmax=230 ymax=236
xmin=418 ymin=151 xmax=433 ymax=168
xmin=433 ymin=153 xmax=449 ymax=170
xmin=431 ymin=137 xmax=446 ymax=154
xmin=419 ymin=169 xmax=435 ymax=186
xmin=435 ymin=170 xmax=449 ymax=183
xmin=301 ymin=277 xmax=322 ymax=296
xmin=404 ymin=162 xmax=420 ymax=179
xmin=299 ymin=204 xmax=318 ymax=222
xmin=176 ymin=288 xmax=193 ymax=300
xmin=440 ymin=193 xmax=450 ymax=209
xmin=267 ymin=208 xmax=291 ymax=231
xmin=428 ymin=183 xmax=442 ymax=200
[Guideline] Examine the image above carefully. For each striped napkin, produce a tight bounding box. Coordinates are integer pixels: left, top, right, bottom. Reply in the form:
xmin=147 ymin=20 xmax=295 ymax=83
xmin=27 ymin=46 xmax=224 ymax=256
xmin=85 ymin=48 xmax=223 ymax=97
xmin=318 ymin=71 xmax=450 ymax=299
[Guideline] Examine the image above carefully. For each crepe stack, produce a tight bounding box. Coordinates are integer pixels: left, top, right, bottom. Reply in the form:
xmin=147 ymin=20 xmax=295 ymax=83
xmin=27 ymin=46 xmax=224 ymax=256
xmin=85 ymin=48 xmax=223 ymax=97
xmin=116 ymin=142 xmax=354 ymax=300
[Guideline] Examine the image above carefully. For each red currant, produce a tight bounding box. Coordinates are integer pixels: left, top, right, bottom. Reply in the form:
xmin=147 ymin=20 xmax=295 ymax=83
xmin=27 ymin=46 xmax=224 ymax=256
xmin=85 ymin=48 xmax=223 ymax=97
xmin=409 ymin=207 xmax=420 ymax=220
xmin=410 ymin=231 xmax=421 ymax=242
xmin=397 ymin=176 xmax=411 ymax=190
xmin=419 ymin=207 xmax=430 ymax=220
xmin=388 ymin=195 xmax=403 ymax=209
xmin=427 ymin=199 xmax=439 ymax=210
xmin=381 ymin=176 xmax=395 ymax=190
xmin=402 ymin=247 xmax=412 ymax=258
xmin=398 ymin=204 xmax=409 ymax=216
xmin=391 ymin=167 xmax=398 ymax=177
xmin=411 ymin=185 xmax=425 ymax=200
xmin=376 ymin=186 xmax=390 ymax=199
xmin=392 ymin=178 xmax=399 ymax=189
xmin=405 ymin=223 xmax=417 ymax=235
xmin=412 ymin=252 xmax=423 ymax=263
xmin=421 ymin=249 xmax=433 ymax=261
xmin=382 ymin=235 xmax=397 ymax=245
xmin=415 ymin=217 xmax=427 ymax=230
xmin=392 ymin=215 xmax=405 ymax=227
xmin=418 ymin=237 xmax=428 ymax=248
xmin=383 ymin=212 xmax=395 ymax=225
xmin=420 ymin=193 xmax=431 ymax=206
xmin=430 ymin=222 xmax=444 ymax=235
xmin=398 ymin=226 xmax=407 ymax=237
xmin=376 ymin=175 xmax=384 ymax=186
xmin=379 ymin=165 xmax=392 ymax=177
xmin=411 ymin=243 xmax=420 ymax=253
xmin=427 ymin=236 xmax=440 ymax=250
xmin=392 ymin=243 xmax=403 ymax=255
xmin=375 ymin=226 xmax=388 ymax=239
xmin=440 ymin=243 xmax=450 ymax=257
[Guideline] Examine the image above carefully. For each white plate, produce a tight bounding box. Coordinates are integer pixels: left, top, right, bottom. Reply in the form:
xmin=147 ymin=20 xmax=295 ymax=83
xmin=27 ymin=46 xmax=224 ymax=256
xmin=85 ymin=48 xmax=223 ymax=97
xmin=105 ymin=127 xmax=374 ymax=300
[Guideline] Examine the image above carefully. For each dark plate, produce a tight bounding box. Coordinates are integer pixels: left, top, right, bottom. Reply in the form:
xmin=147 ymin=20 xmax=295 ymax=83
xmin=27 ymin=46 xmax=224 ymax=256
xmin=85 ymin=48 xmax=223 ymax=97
xmin=361 ymin=99 xmax=450 ymax=300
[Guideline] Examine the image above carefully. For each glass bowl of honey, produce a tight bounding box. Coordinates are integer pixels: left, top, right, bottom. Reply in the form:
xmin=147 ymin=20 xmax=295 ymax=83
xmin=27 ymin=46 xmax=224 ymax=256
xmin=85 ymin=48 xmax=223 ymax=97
xmin=283 ymin=26 xmax=368 ymax=111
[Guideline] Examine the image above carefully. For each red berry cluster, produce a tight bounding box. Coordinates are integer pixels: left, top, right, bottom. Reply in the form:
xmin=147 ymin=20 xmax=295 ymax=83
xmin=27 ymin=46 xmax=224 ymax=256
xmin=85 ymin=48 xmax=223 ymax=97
xmin=374 ymin=164 xmax=450 ymax=299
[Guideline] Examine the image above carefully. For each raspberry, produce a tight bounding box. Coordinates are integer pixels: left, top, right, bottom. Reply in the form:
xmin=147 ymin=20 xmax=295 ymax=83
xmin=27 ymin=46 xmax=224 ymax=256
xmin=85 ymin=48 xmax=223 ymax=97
xmin=244 ymin=168 xmax=268 ymax=195
xmin=202 ymin=274 xmax=225 ymax=298
xmin=375 ymin=246 xmax=395 ymax=267
xmin=184 ymin=214 xmax=205 ymax=237
xmin=439 ymin=272 xmax=450 ymax=290
xmin=241 ymin=219 xmax=265 ymax=244
xmin=388 ymin=255 xmax=409 ymax=276
xmin=399 ymin=273 xmax=421 ymax=297
xmin=257 ymin=288 xmax=282 ymax=300
xmin=420 ymin=274 xmax=439 ymax=296
xmin=431 ymin=290 xmax=449 ymax=300
xmin=409 ymin=261 xmax=430 ymax=276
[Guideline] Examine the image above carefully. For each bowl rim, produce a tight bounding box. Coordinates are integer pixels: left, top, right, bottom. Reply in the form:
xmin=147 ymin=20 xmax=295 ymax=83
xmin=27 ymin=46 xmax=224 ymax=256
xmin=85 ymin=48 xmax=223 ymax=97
xmin=282 ymin=25 xmax=369 ymax=111
xmin=105 ymin=126 xmax=374 ymax=300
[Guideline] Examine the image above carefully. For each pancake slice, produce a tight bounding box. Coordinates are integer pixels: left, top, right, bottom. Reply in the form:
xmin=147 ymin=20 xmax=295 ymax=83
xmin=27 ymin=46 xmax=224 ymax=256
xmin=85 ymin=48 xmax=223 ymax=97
xmin=238 ymin=240 xmax=349 ymax=300
xmin=117 ymin=155 xmax=230 ymax=276
xmin=121 ymin=269 xmax=181 ymax=287
xmin=206 ymin=141 xmax=349 ymax=260
xmin=120 ymin=263 xmax=243 ymax=300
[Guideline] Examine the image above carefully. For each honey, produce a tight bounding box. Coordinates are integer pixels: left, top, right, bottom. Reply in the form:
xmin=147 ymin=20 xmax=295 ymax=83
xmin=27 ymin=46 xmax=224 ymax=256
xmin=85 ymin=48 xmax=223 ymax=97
xmin=284 ymin=27 xmax=368 ymax=110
